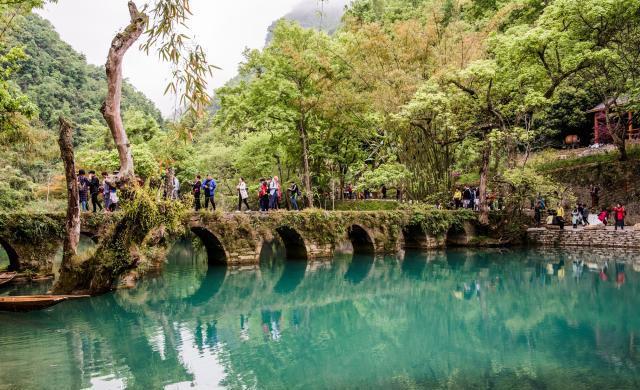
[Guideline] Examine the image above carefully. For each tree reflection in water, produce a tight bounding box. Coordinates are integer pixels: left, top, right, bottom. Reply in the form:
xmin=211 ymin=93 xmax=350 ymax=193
xmin=2 ymin=247 xmax=640 ymax=388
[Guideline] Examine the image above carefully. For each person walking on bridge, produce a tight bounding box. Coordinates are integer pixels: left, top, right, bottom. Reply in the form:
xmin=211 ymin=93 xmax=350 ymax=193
xmin=88 ymin=171 xmax=103 ymax=213
xmin=289 ymin=181 xmax=300 ymax=211
xmin=237 ymin=177 xmax=250 ymax=211
xmin=102 ymin=172 xmax=111 ymax=212
xmin=78 ymin=169 xmax=90 ymax=212
xmin=258 ymin=179 xmax=269 ymax=212
xmin=269 ymin=176 xmax=280 ymax=210
xmin=192 ymin=175 xmax=202 ymax=211
xmin=202 ymin=174 xmax=217 ymax=211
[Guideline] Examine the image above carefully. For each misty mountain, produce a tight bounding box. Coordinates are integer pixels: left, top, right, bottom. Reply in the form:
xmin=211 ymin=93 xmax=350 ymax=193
xmin=265 ymin=0 xmax=350 ymax=45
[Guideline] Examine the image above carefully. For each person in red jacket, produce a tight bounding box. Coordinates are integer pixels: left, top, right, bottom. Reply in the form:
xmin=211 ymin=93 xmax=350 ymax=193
xmin=613 ymin=203 xmax=626 ymax=230
xmin=597 ymin=208 xmax=609 ymax=226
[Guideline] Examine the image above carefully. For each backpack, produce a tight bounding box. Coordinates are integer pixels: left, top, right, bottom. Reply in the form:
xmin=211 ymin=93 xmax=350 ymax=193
xmin=296 ymin=186 xmax=301 ymax=196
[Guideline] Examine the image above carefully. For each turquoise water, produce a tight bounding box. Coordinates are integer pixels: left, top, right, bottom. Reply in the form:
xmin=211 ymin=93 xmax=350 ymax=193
xmin=1 ymin=242 xmax=640 ymax=389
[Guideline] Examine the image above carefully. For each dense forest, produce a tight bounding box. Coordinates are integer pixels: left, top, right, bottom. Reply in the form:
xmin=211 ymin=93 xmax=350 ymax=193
xmin=1 ymin=0 xmax=639 ymax=215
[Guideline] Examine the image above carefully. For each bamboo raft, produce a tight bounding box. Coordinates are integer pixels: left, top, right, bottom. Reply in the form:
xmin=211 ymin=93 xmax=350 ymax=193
xmin=0 ymin=295 xmax=90 ymax=312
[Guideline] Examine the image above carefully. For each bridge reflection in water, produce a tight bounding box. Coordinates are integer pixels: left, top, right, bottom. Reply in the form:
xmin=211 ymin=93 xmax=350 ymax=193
xmin=2 ymin=244 xmax=640 ymax=389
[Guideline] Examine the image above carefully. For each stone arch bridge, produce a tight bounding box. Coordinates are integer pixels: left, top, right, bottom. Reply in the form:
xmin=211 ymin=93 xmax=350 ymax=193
xmin=0 ymin=210 xmax=478 ymax=273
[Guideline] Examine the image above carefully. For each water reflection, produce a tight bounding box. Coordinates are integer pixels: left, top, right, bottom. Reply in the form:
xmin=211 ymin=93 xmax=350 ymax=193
xmin=344 ymin=254 xmax=374 ymax=284
xmin=1 ymin=246 xmax=640 ymax=388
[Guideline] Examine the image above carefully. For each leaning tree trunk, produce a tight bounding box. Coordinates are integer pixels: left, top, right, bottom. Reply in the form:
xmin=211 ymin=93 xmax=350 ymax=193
xmin=478 ymin=141 xmax=491 ymax=225
xmin=100 ymin=1 xmax=147 ymax=183
xmin=58 ymin=117 xmax=81 ymax=271
xmin=298 ymin=119 xmax=314 ymax=208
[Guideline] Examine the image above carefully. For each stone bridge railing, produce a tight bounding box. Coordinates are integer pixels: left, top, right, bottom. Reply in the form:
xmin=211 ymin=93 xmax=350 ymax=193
xmin=0 ymin=210 xmax=478 ymax=273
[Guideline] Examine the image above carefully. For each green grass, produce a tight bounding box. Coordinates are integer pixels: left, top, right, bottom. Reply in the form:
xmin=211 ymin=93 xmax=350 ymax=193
xmin=332 ymin=200 xmax=401 ymax=211
xmin=534 ymin=145 xmax=640 ymax=172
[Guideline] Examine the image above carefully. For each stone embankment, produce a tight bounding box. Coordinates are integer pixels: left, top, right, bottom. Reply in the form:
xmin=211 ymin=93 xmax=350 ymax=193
xmin=527 ymin=225 xmax=640 ymax=248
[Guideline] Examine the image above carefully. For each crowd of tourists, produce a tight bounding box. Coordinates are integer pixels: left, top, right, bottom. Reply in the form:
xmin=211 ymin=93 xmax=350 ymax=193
xmin=451 ymin=186 xmax=504 ymax=211
xmin=77 ymin=170 xmax=630 ymax=230
xmin=187 ymin=175 xmax=302 ymax=212
xmin=532 ymin=185 xmax=627 ymax=231
xmin=77 ymin=169 xmax=120 ymax=213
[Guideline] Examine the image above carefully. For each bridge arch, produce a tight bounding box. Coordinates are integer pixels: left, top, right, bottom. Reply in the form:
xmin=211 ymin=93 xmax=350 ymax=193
xmin=402 ymin=225 xmax=444 ymax=249
xmin=275 ymin=226 xmax=308 ymax=260
xmin=347 ymin=224 xmax=375 ymax=254
xmin=446 ymin=224 xmax=469 ymax=246
xmin=0 ymin=238 xmax=19 ymax=271
xmin=190 ymin=227 xmax=228 ymax=265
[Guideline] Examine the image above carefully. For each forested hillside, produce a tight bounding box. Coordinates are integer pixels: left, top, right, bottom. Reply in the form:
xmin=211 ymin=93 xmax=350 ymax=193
xmin=0 ymin=10 xmax=164 ymax=210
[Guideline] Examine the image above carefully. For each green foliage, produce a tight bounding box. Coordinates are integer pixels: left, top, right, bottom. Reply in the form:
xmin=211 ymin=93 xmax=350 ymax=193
xmin=358 ymin=162 xmax=411 ymax=190
xmin=409 ymin=208 xmax=476 ymax=237
xmin=0 ymin=212 xmax=63 ymax=243
xmin=76 ymin=144 xmax=160 ymax=180
xmin=334 ymin=200 xmax=400 ymax=211
xmin=500 ymin=166 xmax=572 ymax=210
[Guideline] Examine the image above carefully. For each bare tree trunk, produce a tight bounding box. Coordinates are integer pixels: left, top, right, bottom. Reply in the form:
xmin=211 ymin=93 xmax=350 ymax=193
xmin=58 ymin=117 xmax=80 ymax=268
xmin=479 ymin=141 xmax=491 ymax=225
xmin=298 ymin=119 xmax=314 ymax=208
xmin=100 ymin=1 xmax=147 ymax=183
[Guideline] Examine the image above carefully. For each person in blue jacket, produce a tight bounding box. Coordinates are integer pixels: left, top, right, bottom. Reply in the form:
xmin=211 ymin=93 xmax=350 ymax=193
xmin=202 ymin=174 xmax=217 ymax=211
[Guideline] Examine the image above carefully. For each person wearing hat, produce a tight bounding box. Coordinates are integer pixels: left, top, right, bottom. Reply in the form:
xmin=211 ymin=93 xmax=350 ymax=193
xmin=78 ymin=169 xmax=90 ymax=212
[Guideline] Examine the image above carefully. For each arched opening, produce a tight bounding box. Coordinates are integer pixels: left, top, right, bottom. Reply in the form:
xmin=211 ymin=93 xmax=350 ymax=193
xmin=275 ymin=226 xmax=308 ymax=260
xmin=0 ymin=238 xmax=19 ymax=272
xmin=190 ymin=227 xmax=228 ymax=266
xmin=348 ymin=225 xmax=375 ymax=254
xmin=446 ymin=225 xmax=469 ymax=246
xmin=402 ymin=225 xmax=431 ymax=249
xmin=344 ymin=254 xmax=374 ymax=284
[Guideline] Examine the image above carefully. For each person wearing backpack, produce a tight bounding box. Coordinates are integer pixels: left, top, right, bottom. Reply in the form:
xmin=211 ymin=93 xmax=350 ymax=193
xmin=289 ymin=181 xmax=300 ymax=211
xmin=202 ymin=174 xmax=217 ymax=211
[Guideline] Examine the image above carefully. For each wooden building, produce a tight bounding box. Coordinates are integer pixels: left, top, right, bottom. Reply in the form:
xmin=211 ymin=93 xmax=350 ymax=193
xmin=587 ymin=97 xmax=639 ymax=143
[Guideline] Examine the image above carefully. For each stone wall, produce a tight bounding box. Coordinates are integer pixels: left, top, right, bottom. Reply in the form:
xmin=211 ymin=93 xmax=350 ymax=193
xmin=527 ymin=226 xmax=640 ymax=248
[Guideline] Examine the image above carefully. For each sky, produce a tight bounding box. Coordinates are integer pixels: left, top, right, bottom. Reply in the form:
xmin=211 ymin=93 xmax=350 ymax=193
xmin=37 ymin=0 xmax=307 ymax=117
